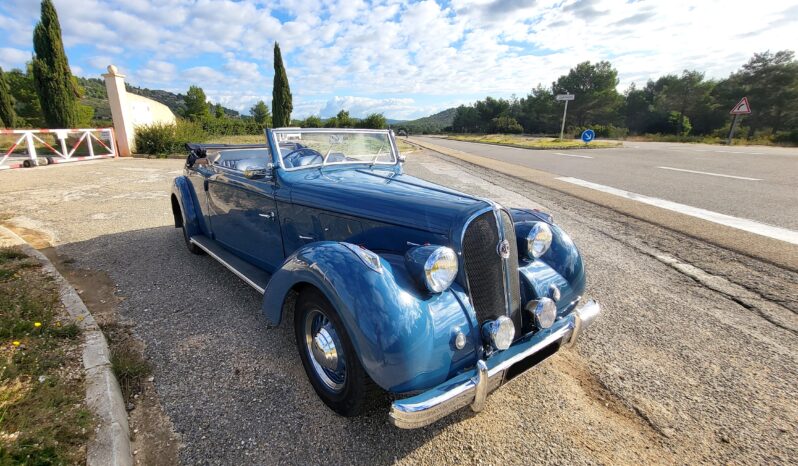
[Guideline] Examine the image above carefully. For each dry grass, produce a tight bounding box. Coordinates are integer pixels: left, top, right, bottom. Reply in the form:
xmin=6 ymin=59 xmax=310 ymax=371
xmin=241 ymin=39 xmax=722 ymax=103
xmin=0 ymin=247 xmax=90 ymax=464
xmin=447 ymin=134 xmax=621 ymax=149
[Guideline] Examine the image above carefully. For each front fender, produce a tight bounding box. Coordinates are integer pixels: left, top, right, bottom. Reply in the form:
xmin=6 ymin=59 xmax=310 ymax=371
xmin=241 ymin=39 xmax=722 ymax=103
xmin=510 ymin=208 xmax=586 ymax=311
xmin=171 ymin=176 xmax=203 ymax=237
xmin=262 ymin=242 xmax=477 ymax=393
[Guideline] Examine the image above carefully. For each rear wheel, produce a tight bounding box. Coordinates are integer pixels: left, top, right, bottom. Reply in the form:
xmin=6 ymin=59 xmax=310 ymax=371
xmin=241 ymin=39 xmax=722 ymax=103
xmin=294 ymin=289 xmax=380 ymax=416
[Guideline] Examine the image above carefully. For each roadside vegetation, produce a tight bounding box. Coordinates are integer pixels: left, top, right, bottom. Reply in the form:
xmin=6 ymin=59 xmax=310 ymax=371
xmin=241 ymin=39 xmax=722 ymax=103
xmin=0 ymin=246 xmax=90 ymax=464
xmin=447 ymin=134 xmax=620 ymax=150
xmin=398 ymin=51 xmax=798 ymax=147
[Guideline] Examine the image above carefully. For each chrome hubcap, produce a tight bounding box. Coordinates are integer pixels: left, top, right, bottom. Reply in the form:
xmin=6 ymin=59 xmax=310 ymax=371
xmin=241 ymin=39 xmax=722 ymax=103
xmin=304 ymin=309 xmax=346 ymax=392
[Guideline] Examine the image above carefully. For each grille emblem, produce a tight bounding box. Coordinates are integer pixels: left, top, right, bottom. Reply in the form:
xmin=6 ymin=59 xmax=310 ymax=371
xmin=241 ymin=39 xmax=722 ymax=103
xmin=497 ymin=240 xmax=510 ymax=259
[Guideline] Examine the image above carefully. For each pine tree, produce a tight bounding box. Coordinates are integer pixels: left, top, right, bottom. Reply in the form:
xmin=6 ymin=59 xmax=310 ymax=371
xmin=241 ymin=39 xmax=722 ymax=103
xmin=31 ymin=0 xmax=79 ymax=128
xmin=184 ymin=85 xmax=210 ymax=120
xmin=0 ymin=67 xmax=16 ymax=128
xmin=272 ymin=43 xmax=292 ymax=127
xmin=250 ymin=100 xmax=271 ymax=126
xmin=214 ymin=104 xmax=225 ymax=119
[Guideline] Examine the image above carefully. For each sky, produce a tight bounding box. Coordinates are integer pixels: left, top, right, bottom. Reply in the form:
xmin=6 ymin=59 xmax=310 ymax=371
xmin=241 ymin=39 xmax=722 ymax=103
xmin=0 ymin=0 xmax=796 ymax=120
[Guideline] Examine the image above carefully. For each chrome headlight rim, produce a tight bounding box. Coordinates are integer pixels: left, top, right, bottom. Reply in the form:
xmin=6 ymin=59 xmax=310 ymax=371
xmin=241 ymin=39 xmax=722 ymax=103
xmin=526 ymin=222 xmax=553 ymax=259
xmin=423 ymin=246 xmax=458 ymax=293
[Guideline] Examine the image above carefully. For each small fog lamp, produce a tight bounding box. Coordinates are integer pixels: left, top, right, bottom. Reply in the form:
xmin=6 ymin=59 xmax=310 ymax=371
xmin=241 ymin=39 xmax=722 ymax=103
xmin=482 ymin=316 xmax=515 ymax=351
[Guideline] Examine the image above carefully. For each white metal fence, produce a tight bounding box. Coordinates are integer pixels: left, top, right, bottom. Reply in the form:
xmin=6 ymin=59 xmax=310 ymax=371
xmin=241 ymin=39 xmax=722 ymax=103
xmin=0 ymin=128 xmax=117 ymax=170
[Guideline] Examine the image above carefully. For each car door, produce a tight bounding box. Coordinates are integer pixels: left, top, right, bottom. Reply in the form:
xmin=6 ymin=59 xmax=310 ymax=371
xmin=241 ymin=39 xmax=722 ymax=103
xmin=207 ymin=166 xmax=284 ymax=272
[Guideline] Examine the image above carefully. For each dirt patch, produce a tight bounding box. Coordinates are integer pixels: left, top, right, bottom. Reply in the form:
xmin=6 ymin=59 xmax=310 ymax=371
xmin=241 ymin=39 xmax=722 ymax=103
xmin=1 ymin=224 xmax=181 ymax=466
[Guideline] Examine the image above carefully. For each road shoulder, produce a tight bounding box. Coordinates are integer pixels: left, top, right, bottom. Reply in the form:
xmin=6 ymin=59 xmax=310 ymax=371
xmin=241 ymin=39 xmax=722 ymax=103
xmin=0 ymin=226 xmax=133 ymax=466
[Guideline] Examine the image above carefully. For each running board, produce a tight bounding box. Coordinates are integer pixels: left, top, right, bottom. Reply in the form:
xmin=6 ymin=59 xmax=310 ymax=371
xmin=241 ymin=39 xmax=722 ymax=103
xmin=190 ymin=235 xmax=271 ymax=294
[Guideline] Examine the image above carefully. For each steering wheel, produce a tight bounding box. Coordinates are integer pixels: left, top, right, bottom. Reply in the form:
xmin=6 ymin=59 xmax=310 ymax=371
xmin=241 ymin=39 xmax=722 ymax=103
xmin=283 ymin=148 xmax=323 ymax=167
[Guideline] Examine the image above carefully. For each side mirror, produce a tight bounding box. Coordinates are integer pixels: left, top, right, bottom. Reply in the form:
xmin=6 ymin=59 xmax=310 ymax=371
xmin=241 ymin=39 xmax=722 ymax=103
xmin=243 ymin=163 xmax=274 ymax=180
xmin=397 ymin=154 xmax=406 ymax=163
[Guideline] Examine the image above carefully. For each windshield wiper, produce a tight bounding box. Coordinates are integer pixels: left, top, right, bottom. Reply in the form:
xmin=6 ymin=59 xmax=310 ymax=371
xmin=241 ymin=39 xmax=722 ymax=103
xmin=322 ymin=141 xmax=339 ymax=167
xmin=370 ymin=143 xmax=386 ymax=167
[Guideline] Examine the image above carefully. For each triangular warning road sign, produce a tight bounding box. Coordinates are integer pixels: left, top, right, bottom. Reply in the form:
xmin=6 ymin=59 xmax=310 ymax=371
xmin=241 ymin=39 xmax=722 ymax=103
xmin=730 ymin=97 xmax=751 ymax=115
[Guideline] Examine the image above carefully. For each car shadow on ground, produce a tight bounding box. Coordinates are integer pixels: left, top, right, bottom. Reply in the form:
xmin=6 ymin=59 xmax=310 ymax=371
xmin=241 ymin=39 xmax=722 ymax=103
xmin=56 ymin=225 xmax=470 ymax=464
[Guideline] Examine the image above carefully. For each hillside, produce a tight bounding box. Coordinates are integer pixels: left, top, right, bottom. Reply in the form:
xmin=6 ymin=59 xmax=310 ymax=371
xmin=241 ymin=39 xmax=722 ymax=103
xmin=76 ymin=77 xmax=241 ymax=122
xmin=396 ymin=107 xmax=456 ymax=133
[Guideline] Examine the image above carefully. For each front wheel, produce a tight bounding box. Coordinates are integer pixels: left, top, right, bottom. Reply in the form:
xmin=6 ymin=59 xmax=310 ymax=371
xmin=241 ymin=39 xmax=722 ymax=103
xmin=294 ymin=289 xmax=380 ymax=416
xmin=181 ymin=224 xmax=204 ymax=255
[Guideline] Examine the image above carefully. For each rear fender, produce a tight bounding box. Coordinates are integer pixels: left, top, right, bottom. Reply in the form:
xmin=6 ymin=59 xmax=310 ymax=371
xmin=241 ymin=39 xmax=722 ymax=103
xmin=262 ymin=241 xmax=477 ymax=393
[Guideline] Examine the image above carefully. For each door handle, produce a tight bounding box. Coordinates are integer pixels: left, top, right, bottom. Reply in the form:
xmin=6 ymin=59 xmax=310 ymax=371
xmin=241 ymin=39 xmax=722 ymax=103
xmin=259 ymin=212 xmax=276 ymax=220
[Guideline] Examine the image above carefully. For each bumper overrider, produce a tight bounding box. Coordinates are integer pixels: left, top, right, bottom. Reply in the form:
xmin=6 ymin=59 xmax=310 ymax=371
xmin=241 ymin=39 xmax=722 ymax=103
xmin=389 ymin=300 xmax=601 ymax=429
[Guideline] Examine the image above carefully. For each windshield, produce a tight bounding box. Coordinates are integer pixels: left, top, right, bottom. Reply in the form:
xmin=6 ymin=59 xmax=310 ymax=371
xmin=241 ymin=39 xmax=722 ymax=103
xmin=272 ymin=129 xmax=397 ymax=170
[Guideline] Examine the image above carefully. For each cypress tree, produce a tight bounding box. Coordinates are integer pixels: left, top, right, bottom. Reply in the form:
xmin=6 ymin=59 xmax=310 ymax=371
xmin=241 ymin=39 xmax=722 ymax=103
xmin=0 ymin=67 xmax=16 ymax=128
xmin=31 ymin=0 xmax=79 ymax=128
xmin=272 ymin=43 xmax=292 ymax=127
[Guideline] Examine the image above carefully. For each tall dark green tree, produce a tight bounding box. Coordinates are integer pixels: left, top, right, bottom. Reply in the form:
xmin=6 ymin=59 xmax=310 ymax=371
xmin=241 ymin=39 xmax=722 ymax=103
xmin=184 ymin=85 xmax=210 ymax=120
xmin=31 ymin=0 xmax=79 ymax=128
xmin=0 ymin=67 xmax=16 ymax=128
xmin=272 ymin=43 xmax=292 ymax=127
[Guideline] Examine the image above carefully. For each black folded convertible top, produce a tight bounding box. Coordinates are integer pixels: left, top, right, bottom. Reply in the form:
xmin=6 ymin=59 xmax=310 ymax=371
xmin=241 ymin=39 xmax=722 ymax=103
xmin=185 ymin=143 xmax=270 ymax=167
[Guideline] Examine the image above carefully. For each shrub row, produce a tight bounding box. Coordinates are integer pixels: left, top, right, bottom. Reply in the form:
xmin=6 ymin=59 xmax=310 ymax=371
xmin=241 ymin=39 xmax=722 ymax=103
xmin=134 ymin=120 xmax=207 ymax=156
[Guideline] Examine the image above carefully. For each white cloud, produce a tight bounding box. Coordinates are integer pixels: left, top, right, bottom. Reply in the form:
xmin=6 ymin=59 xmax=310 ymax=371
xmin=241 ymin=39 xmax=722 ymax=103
xmin=0 ymin=0 xmax=795 ymax=118
xmin=0 ymin=47 xmax=29 ymax=70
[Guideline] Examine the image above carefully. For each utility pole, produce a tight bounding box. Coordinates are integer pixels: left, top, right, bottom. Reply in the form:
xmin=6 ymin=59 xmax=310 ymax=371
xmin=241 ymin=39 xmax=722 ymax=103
xmin=556 ymin=93 xmax=575 ymax=140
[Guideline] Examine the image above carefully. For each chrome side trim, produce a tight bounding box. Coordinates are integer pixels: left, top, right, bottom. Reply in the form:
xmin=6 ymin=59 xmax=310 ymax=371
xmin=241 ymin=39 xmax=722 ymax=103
xmin=189 ymin=238 xmax=266 ymax=294
xmin=389 ymin=300 xmax=601 ymax=429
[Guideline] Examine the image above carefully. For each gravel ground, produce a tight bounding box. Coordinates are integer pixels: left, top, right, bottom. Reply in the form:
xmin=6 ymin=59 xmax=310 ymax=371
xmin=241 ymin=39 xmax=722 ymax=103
xmin=0 ymin=153 xmax=795 ymax=465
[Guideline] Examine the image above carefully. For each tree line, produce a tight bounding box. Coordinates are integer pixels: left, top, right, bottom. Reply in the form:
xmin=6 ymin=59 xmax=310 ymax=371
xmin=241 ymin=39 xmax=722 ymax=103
xmin=450 ymin=51 xmax=798 ymax=144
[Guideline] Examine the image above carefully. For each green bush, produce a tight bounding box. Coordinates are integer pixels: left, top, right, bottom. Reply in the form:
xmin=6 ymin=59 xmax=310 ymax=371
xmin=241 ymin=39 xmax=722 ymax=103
xmin=572 ymin=124 xmax=629 ymax=139
xmin=134 ymin=119 xmax=206 ymax=156
xmin=773 ymin=129 xmax=798 ymax=145
xmin=491 ymin=116 xmax=523 ymax=134
xmin=199 ymin=116 xmax=262 ymax=136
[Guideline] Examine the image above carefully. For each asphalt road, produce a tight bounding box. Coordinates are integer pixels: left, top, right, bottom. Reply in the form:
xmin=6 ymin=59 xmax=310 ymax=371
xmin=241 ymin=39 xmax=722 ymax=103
xmin=413 ymin=137 xmax=798 ymax=231
xmin=0 ymin=154 xmax=795 ymax=465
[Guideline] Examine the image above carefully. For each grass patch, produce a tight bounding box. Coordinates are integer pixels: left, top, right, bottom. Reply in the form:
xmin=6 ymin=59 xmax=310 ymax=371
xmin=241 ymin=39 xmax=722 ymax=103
xmin=102 ymin=323 xmax=151 ymax=403
xmin=0 ymin=246 xmax=90 ymax=465
xmin=446 ymin=134 xmax=621 ymax=149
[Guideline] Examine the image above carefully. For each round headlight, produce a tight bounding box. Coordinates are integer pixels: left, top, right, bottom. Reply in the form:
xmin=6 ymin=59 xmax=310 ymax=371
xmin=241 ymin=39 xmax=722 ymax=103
xmin=527 ymin=223 xmax=553 ymax=259
xmin=423 ymin=246 xmax=458 ymax=293
xmin=527 ymin=297 xmax=557 ymax=329
xmin=482 ymin=316 xmax=515 ymax=350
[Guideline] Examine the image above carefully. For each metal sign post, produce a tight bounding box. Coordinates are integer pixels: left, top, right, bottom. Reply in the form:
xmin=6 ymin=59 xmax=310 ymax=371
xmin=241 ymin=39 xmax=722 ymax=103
xmin=727 ymin=97 xmax=751 ymax=144
xmin=556 ymin=94 xmax=575 ymax=140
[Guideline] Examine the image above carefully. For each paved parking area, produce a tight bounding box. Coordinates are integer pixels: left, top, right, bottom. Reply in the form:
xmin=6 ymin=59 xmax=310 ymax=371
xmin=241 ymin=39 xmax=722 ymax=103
xmin=0 ymin=153 xmax=795 ymax=464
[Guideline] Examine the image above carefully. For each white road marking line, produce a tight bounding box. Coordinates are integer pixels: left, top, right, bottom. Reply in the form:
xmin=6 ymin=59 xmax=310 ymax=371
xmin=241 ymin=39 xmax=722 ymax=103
xmin=713 ymin=150 xmax=764 ymax=155
xmin=552 ymin=152 xmax=593 ymax=159
xmin=657 ymin=166 xmax=762 ymax=181
xmin=555 ymin=177 xmax=798 ymax=245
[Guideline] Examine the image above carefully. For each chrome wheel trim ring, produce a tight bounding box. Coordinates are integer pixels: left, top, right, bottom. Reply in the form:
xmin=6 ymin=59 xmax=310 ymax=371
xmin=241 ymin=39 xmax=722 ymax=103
xmin=304 ymin=308 xmax=346 ymax=392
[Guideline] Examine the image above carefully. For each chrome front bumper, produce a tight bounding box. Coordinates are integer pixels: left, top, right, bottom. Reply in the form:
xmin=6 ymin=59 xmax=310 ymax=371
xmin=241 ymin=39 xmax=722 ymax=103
xmin=389 ymin=300 xmax=601 ymax=429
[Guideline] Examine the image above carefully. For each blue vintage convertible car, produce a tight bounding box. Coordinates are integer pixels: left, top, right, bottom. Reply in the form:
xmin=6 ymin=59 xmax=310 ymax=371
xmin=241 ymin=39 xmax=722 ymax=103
xmin=171 ymin=128 xmax=600 ymax=428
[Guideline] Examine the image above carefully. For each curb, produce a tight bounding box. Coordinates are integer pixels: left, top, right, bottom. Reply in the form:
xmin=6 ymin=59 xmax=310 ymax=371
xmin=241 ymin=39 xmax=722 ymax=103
xmin=0 ymin=226 xmax=133 ymax=466
xmin=409 ymin=137 xmax=798 ymax=271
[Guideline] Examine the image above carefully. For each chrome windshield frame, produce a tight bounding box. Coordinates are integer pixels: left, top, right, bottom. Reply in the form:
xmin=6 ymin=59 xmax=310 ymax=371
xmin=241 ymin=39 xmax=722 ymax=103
xmin=268 ymin=128 xmax=399 ymax=172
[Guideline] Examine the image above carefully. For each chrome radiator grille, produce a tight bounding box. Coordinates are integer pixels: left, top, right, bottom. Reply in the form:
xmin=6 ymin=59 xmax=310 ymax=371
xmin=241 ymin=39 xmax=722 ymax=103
xmin=462 ymin=209 xmax=522 ymax=329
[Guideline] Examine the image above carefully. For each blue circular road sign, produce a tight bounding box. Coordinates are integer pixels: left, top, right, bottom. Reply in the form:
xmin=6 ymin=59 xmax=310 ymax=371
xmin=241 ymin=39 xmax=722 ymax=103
xmin=581 ymin=129 xmax=595 ymax=143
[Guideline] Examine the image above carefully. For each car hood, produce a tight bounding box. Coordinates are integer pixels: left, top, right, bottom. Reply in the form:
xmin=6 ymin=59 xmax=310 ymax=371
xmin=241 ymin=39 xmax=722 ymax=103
xmin=286 ymin=167 xmax=490 ymax=235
